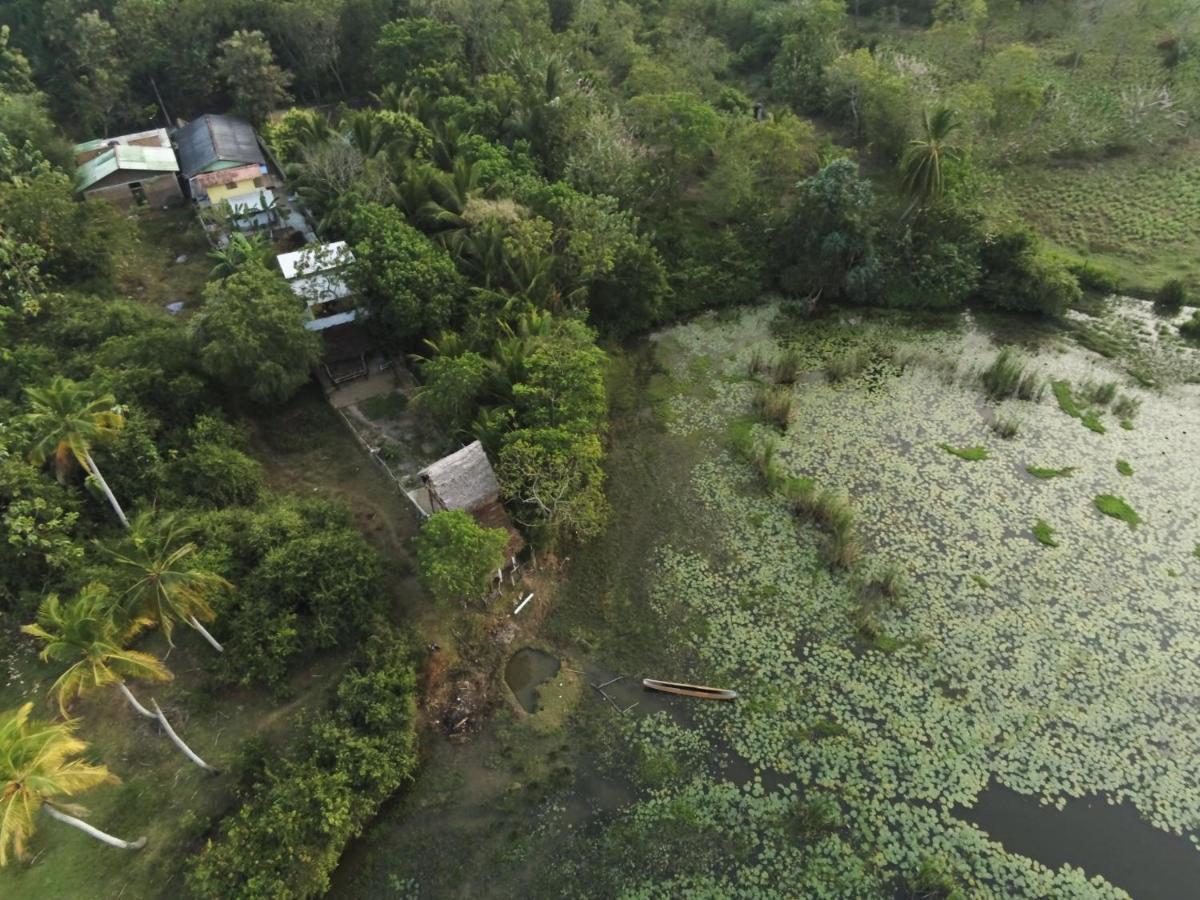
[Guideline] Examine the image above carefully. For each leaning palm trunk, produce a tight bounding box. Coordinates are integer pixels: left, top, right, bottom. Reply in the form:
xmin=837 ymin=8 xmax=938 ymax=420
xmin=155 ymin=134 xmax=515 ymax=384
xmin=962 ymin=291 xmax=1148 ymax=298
xmin=187 ymin=615 xmax=223 ymax=653
xmin=43 ymin=805 xmax=147 ymax=851
xmin=118 ymin=682 xmax=219 ymax=773
xmin=116 ymin=681 xmax=156 ymax=719
xmin=83 ymin=450 xmax=129 ymax=529
xmin=150 ymin=700 xmax=219 ymax=773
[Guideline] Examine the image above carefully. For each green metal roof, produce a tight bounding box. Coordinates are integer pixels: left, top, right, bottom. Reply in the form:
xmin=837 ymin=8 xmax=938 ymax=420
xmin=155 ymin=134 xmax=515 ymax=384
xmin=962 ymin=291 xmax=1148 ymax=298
xmin=75 ymin=145 xmax=179 ymax=192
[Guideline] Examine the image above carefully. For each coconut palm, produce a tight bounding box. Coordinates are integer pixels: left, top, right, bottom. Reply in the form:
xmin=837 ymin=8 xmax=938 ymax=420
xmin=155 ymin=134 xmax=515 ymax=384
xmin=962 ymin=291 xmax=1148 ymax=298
xmin=21 ymin=586 xmax=217 ymax=772
xmin=23 ymin=376 xmax=129 ymax=528
xmin=101 ymin=511 xmax=230 ymax=653
xmin=0 ymin=703 xmax=145 ymax=865
xmin=899 ymin=106 xmax=963 ymax=213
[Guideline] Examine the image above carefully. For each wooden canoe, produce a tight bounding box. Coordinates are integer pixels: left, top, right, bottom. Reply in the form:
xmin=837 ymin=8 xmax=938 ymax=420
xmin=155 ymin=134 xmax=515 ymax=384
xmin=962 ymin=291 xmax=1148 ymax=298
xmin=642 ymin=678 xmax=737 ymax=701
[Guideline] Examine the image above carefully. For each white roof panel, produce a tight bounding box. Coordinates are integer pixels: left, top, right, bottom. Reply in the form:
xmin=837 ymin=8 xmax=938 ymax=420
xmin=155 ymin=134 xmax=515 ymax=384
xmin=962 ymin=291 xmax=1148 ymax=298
xmin=276 ymin=241 xmax=352 ymax=280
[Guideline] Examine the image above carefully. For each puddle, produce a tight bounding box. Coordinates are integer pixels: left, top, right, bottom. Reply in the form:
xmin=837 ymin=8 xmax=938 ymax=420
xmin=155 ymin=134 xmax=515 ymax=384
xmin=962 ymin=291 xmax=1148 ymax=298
xmin=504 ymin=648 xmax=560 ymax=713
xmin=957 ymin=782 xmax=1200 ymax=900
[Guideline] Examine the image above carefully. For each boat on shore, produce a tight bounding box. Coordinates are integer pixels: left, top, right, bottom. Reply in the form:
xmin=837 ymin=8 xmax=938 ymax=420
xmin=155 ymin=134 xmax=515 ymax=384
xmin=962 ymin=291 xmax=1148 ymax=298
xmin=642 ymin=678 xmax=737 ymax=701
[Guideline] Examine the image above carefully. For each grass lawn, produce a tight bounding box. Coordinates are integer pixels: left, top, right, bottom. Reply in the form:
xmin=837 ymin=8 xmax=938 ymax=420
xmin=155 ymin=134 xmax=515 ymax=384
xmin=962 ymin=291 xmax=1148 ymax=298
xmin=995 ymin=141 xmax=1200 ymax=295
xmin=114 ymin=206 xmax=213 ymax=313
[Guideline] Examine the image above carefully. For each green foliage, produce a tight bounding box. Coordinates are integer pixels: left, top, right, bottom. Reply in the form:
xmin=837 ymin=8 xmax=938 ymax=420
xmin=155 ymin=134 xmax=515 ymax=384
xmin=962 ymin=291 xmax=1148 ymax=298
xmin=776 ymin=158 xmax=880 ymax=302
xmin=976 ymin=230 xmax=1081 ymax=316
xmin=1116 ymin=459 xmax=1133 ymax=476
xmin=349 ymin=203 xmax=467 ymax=349
xmin=415 ymin=510 xmax=509 ymax=604
xmin=171 ymin=442 xmax=264 ymax=508
xmin=899 ymin=106 xmax=963 ymax=209
xmin=825 ymin=348 xmax=870 ymax=383
xmin=1032 ymin=520 xmax=1058 ymax=547
xmin=1094 ymin=494 xmax=1140 ymax=529
xmin=938 ymin=444 xmax=988 ymax=461
xmin=373 ymin=18 xmax=466 ymax=93
xmin=415 ymin=352 xmax=488 ymax=434
xmin=752 ymin=384 xmax=793 ymax=430
xmin=1155 ymin=279 xmax=1189 ymax=312
xmin=192 ymin=268 xmax=322 ymax=406
xmin=499 ymin=427 xmax=609 ymax=546
xmin=1180 ymin=311 xmax=1200 ymax=343
xmin=216 ymin=30 xmax=292 ymax=126
xmin=186 ymin=630 xmax=418 ymax=900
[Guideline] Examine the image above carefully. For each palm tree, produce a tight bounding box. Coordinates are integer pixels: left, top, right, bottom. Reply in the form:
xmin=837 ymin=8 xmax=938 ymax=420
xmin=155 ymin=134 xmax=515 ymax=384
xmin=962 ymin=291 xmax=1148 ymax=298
xmin=899 ymin=106 xmax=963 ymax=213
xmin=21 ymin=586 xmax=217 ymax=772
xmin=101 ymin=511 xmax=230 ymax=653
xmin=0 ymin=703 xmax=146 ymax=864
xmin=23 ymin=376 xmax=129 ymax=528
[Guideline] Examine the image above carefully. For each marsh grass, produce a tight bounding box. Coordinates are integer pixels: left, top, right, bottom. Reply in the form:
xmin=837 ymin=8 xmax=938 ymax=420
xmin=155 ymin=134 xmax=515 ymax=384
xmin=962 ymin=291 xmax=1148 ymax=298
xmin=938 ymin=444 xmax=989 ymax=461
xmin=991 ymin=416 xmax=1021 ymax=439
xmin=1080 ymin=380 xmax=1118 ymax=406
xmin=850 ymin=563 xmax=907 ymax=650
xmin=771 ymin=347 xmax=805 ymax=384
xmin=1026 ymin=465 xmax=1075 ymax=479
xmin=1116 ymin=459 xmax=1134 ymax=476
xmin=1113 ymin=394 xmax=1141 ymax=420
xmin=1094 ymin=494 xmax=1141 ymax=528
xmin=825 ymin=348 xmax=870 ymax=383
xmin=753 ymin=385 xmax=794 ymax=431
xmin=1053 ymin=379 xmax=1107 ymax=433
xmin=980 ymin=348 xmax=1042 ymax=401
xmin=1033 ymin=520 xmax=1059 ymax=547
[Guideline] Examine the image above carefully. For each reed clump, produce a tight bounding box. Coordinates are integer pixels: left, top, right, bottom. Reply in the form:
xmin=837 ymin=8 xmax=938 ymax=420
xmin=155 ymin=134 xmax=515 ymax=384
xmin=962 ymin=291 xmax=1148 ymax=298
xmin=980 ymin=348 xmax=1042 ymax=401
xmin=753 ymin=384 xmax=794 ymax=431
xmin=825 ymin=348 xmax=870 ymax=383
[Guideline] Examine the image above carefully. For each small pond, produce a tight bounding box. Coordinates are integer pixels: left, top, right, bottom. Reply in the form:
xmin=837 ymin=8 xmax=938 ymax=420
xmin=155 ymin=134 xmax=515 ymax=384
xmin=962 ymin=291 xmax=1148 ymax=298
xmin=504 ymin=648 xmax=560 ymax=713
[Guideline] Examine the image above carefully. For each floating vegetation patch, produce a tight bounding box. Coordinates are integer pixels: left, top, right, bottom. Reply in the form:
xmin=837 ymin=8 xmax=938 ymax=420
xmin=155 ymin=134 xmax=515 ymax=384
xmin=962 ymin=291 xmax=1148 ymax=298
xmin=939 ymin=443 xmax=989 ymax=461
xmin=1094 ymin=494 xmax=1141 ymax=528
xmin=1052 ymin=380 xmax=1084 ymax=418
xmin=1033 ymin=520 xmax=1059 ymax=547
xmin=1116 ymin=459 xmax=1134 ymax=476
xmin=1026 ymin=465 xmax=1076 ymax=479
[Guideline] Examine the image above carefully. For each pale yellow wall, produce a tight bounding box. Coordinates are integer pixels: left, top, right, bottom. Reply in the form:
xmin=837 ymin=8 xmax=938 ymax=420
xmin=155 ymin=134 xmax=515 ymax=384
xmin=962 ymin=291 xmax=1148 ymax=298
xmin=207 ymin=177 xmax=260 ymax=204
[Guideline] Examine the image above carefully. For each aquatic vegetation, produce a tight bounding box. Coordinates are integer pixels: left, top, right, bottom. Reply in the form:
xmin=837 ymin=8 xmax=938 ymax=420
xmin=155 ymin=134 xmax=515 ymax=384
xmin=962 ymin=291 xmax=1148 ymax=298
xmin=1080 ymin=380 xmax=1118 ymax=407
xmin=826 ymin=348 xmax=871 ymax=383
xmin=1094 ymin=494 xmax=1140 ymax=529
xmin=991 ymin=416 xmax=1020 ymax=439
xmin=1116 ymin=459 xmax=1133 ymax=476
xmin=1026 ymin=466 xmax=1075 ymax=479
xmin=1080 ymin=411 xmax=1107 ymax=434
xmin=1112 ymin=395 xmax=1141 ymax=420
xmin=1033 ymin=520 xmax=1059 ymax=547
xmin=939 ymin=444 xmax=988 ymax=461
xmin=752 ymin=384 xmax=794 ymax=431
xmin=1052 ymin=380 xmax=1084 ymax=418
xmin=771 ymin=347 xmax=805 ymax=384
xmin=980 ymin=348 xmax=1041 ymax=401
xmin=1119 ymin=419 xmax=1135 ymax=431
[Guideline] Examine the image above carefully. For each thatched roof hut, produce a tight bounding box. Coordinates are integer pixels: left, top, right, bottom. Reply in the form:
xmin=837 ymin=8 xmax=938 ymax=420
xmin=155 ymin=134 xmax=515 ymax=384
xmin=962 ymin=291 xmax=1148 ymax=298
xmin=419 ymin=441 xmax=500 ymax=514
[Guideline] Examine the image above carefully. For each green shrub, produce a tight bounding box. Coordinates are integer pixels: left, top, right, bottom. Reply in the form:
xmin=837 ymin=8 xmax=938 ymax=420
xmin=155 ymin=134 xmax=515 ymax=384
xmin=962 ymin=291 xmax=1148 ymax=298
xmin=976 ymin=229 xmax=1081 ymax=316
xmin=1068 ymin=259 xmax=1120 ymax=295
xmin=1155 ymin=278 xmax=1189 ymax=312
xmin=1180 ymin=311 xmax=1200 ymax=342
xmin=414 ymin=509 xmax=509 ymax=604
xmin=173 ymin=442 xmax=265 ymax=507
xmin=187 ymin=630 xmax=418 ymax=900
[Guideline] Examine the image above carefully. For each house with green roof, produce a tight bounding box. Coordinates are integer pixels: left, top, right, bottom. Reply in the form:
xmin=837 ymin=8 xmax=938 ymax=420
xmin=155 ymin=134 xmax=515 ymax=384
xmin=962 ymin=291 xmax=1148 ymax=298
xmin=73 ymin=127 xmax=183 ymax=208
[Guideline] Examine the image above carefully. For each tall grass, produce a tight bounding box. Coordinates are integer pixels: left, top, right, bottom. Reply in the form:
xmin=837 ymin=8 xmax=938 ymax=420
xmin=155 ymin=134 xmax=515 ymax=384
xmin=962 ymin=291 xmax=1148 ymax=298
xmin=980 ymin=348 xmax=1042 ymax=401
xmin=747 ymin=346 xmax=805 ymax=384
xmin=753 ymin=385 xmax=794 ymax=431
xmin=825 ymin=348 xmax=870 ymax=383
